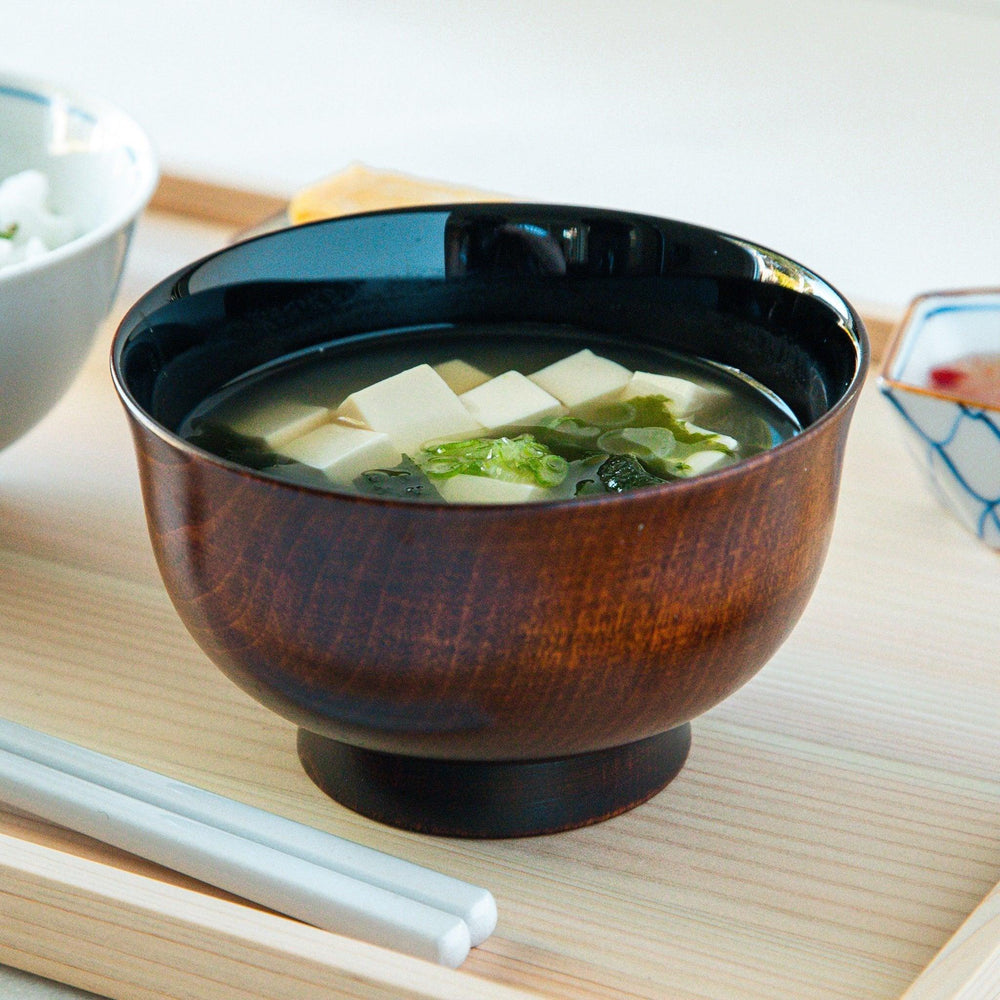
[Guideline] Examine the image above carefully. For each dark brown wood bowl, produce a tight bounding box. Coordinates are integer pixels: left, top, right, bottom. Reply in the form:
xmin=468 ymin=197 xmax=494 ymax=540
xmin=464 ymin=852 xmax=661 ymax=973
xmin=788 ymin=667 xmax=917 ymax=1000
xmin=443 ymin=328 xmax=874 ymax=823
xmin=111 ymin=205 xmax=868 ymax=837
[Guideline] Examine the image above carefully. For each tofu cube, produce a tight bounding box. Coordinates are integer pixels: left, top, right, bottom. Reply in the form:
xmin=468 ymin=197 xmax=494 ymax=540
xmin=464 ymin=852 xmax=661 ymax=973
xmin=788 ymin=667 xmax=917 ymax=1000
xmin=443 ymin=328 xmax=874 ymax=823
xmin=336 ymin=364 xmax=483 ymax=454
xmin=434 ymin=359 xmax=490 ymax=394
xmin=683 ymin=420 xmax=738 ymax=453
xmin=225 ymin=401 xmax=331 ymax=449
xmin=436 ymin=474 xmax=551 ymax=505
xmin=677 ymin=449 xmax=735 ymax=477
xmin=279 ymin=422 xmax=401 ymax=482
xmin=528 ymin=349 xmax=631 ymax=408
xmin=459 ymin=371 xmax=564 ymax=430
xmin=622 ymin=371 xmax=728 ymax=417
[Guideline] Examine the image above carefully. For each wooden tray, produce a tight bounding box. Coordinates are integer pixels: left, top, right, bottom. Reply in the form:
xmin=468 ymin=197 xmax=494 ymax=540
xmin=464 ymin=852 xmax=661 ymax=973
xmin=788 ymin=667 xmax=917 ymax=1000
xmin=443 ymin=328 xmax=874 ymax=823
xmin=0 ymin=180 xmax=997 ymax=1000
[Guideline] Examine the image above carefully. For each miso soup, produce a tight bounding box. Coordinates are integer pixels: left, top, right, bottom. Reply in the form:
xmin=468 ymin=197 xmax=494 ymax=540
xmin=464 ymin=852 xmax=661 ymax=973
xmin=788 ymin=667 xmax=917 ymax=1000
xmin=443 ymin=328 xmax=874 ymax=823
xmin=180 ymin=323 xmax=800 ymax=504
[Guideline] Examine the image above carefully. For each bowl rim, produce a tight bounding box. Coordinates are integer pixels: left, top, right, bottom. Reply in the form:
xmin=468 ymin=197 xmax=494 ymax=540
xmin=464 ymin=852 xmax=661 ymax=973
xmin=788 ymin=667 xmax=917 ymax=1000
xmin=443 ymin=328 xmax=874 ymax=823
xmin=111 ymin=203 xmax=870 ymax=511
xmin=878 ymin=286 xmax=1000 ymax=414
xmin=0 ymin=70 xmax=159 ymax=282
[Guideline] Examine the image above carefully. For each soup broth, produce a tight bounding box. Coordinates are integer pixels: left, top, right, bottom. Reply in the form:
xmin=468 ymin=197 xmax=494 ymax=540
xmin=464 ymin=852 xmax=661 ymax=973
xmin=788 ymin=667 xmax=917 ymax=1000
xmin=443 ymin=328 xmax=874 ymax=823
xmin=180 ymin=322 xmax=800 ymax=504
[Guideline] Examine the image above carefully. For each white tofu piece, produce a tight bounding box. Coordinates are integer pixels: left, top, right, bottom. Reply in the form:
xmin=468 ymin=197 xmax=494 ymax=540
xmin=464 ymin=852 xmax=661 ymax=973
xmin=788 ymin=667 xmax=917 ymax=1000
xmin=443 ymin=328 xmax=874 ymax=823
xmin=336 ymin=364 xmax=483 ymax=454
xmin=436 ymin=474 xmax=551 ymax=505
xmin=279 ymin=422 xmax=401 ymax=482
xmin=434 ymin=359 xmax=490 ymax=394
xmin=225 ymin=401 xmax=331 ymax=449
xmin=676 ymin=449 xmax=735 ymax=477
xmin=682 ymin=420 xmax=738 ymax=453
xmin=621 ymin=371 xmax=728 ymax=417
xmin=459 ymin=371 xmax=564 ymax=430
xmin=528 ymin=349 xmax=631 ymax=408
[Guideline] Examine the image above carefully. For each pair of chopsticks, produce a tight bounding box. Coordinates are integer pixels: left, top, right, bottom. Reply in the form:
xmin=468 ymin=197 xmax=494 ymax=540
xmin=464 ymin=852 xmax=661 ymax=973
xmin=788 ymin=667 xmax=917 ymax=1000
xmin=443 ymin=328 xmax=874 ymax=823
xmin=0 ymin=717 xmax=495 ymax=967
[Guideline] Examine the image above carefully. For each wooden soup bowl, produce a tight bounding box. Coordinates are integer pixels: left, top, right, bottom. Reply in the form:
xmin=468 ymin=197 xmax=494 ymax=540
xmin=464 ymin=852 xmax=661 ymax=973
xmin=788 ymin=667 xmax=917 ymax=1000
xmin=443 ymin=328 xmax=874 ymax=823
xmin=112 ymin=205 xmax=868 ymax=837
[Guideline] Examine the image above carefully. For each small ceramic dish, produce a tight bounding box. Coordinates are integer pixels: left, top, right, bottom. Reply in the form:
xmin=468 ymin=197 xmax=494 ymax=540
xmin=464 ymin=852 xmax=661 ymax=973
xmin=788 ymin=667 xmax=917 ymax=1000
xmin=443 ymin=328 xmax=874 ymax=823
xmin=878 ymin=289 xmax=1000 ymax=549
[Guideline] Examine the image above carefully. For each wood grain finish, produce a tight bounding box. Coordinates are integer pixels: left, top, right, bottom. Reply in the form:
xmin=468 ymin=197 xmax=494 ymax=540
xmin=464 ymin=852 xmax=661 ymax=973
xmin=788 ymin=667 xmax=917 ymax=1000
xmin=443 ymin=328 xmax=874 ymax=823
xmin=901 ymin=878 xmax=1000 ymax=1000
xmin=129 ymin=409 xmax=852 ymax=762
xmin=126 ymin=397 xmax=856 ymax=834
xmin=150 ymin=174 xmax=287 ymax=229
xmin=0 ymin=816 xmax=531 ymax=1000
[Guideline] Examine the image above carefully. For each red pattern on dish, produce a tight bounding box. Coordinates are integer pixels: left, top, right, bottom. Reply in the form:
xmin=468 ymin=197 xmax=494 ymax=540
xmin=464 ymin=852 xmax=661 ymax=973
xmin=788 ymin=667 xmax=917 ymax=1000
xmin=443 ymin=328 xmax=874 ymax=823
xmin=928 ymin=353 xmax=1000 ymax=407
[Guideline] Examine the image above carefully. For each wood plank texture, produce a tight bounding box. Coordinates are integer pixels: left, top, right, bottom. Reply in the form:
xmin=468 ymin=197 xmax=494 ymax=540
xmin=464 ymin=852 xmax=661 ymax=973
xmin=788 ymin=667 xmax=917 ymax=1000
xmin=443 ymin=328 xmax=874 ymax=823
xmin=902 ymin=879 xmax=1000 ymax=1000
xmin=0 ymin=204 xmax=996 ymax=1000
xmin=0 ymin=823 xmax=534 ymax=1000
xmin=150 ymin=174 xmax=287 ymax=229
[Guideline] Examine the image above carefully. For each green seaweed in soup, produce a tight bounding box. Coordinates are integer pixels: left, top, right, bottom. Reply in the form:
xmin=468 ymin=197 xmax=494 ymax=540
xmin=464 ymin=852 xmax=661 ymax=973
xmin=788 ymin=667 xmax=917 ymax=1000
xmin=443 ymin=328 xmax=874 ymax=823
xmin=180 ymin=326 xmax=799 ymax=504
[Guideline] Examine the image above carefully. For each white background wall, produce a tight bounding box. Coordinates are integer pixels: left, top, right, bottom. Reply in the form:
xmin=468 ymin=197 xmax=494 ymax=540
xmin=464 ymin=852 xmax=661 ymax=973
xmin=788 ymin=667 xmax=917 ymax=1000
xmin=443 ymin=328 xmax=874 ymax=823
xmin=6 ymin=0 xmax=1000 ymax=313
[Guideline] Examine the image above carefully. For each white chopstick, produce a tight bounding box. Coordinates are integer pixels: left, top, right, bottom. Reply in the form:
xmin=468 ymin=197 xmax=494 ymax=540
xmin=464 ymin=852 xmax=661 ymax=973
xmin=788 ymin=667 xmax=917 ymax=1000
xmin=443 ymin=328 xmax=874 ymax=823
xmin=0 ymin=718 xmax=495 ymax=944
xmin=0 ymin=746 xmax=468 ymax=965
xmin=0 ymin=719 xmax=497 ymax=965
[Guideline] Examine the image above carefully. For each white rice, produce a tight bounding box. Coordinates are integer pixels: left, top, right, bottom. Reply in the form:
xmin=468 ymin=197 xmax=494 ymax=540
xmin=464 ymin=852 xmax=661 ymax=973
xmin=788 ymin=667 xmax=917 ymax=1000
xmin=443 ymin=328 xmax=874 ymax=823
xmin=0 ymin=169 xmax=77 ymax=272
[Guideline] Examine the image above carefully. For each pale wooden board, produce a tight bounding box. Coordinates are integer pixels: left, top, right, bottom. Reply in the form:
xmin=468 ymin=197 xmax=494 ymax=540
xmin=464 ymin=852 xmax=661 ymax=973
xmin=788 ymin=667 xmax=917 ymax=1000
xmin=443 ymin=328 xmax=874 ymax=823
xmin=0 ymin=198 xmax=997 ymax=1000
xmin=901 ymin=880 xmax=1000 ymax=1000
xmin=150 ymin=175 xmax=288 ymax=229
xmin=0 ymin=817 xmax=535 ymax=1000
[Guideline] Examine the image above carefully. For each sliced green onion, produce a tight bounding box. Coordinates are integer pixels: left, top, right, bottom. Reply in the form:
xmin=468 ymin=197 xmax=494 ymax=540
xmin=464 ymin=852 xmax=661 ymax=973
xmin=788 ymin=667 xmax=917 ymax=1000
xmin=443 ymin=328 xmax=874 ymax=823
xmin=416 ymin=434 xmax=568 ymax=488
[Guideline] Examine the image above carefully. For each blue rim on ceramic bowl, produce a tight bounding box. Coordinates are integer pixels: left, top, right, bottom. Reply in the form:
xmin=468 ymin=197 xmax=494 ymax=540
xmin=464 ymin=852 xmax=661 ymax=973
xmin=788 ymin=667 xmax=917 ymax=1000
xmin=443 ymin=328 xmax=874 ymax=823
xmin=878 ymin=288 xmax=1000 ymax=548
xmin=0 ymin=72 xmax=159 ymax=281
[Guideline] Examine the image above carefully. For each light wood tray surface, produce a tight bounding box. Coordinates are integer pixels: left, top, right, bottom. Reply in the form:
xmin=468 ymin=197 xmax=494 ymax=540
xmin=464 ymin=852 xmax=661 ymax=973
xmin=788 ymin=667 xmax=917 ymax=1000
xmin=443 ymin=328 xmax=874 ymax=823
xmin=0 ymin=183 xmax=996 ymax=1000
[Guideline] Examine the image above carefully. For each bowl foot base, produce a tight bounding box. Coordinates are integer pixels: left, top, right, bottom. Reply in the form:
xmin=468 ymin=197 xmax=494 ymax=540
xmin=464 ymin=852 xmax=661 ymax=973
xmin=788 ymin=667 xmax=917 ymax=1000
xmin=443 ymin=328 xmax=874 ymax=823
xmin=296 ymin=724 xmax=691 ymax=838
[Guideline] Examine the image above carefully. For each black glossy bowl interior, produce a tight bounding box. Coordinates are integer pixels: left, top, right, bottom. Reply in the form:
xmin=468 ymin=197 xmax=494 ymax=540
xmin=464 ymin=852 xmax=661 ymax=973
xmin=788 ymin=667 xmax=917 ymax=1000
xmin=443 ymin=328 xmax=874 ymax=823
xmin=117 ymin=204 xmax=863 ymax=442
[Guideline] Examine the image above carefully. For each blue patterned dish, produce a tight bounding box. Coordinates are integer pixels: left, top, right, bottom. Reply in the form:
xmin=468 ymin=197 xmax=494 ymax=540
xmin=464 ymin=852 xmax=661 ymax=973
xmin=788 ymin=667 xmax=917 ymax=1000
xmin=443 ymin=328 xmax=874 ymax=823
xmin=879 ymin=290 xmax=1000 ymax=548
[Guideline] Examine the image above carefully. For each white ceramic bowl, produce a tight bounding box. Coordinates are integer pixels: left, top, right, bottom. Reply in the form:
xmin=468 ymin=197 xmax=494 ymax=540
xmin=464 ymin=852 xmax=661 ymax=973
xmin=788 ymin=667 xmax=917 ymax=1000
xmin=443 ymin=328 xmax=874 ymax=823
xmin=0 ymin=73 xmax=158 ymax=450
xmin=879 ymin=289 xmax=1000 ymax=549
